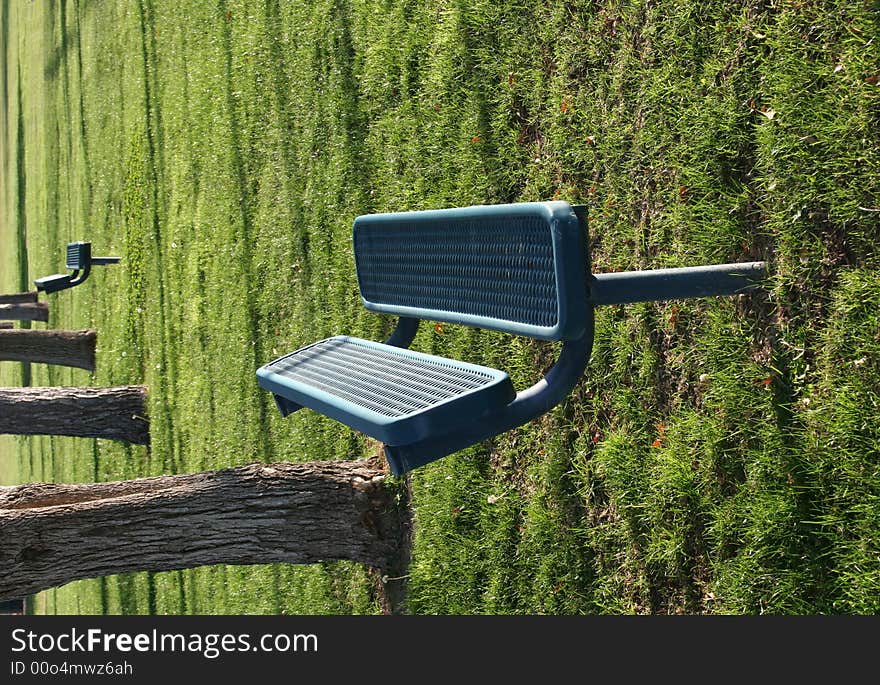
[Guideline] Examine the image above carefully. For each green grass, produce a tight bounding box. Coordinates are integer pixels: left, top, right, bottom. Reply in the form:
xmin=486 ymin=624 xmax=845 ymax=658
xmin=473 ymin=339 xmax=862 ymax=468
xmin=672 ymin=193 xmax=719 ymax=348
xmin=1 ymin=0 xmax=878 ymax=615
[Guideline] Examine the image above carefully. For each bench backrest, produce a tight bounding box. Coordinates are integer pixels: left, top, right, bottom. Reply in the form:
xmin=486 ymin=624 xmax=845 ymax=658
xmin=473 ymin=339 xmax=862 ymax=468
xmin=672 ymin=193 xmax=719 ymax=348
xmin=66 ymin=242 xmax=91 ymax=270
xmin=352 ymin=201 xmax=589 ymax=341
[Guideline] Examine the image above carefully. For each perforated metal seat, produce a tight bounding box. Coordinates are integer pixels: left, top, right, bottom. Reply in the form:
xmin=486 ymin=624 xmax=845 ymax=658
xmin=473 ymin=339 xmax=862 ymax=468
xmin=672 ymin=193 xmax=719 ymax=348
xmin=257 ymin=336 xmax=515 ymax=445
xmin=33 ymin=273 xmax=75 ymax=294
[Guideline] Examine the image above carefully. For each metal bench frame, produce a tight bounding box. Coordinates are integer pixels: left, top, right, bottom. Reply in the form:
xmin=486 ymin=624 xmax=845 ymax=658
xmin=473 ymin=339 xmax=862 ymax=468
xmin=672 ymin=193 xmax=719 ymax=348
xmin=35 ymin=242 xmax=121 ymax=294
xmin=258 ymin=201 xmax=766 ymax=476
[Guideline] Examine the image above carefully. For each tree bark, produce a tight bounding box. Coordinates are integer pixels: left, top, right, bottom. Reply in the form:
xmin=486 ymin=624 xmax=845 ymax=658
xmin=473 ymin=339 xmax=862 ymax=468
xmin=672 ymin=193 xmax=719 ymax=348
xmin=0 ymin=292 xmax=38 ymax=305
xmin=0 ymin=460 xmax=405 ymax=600
xmin=0 ymin=329 xmax=96 ymax=370
xmin=0 ymin=386 xmax=149 ymax=444
xmin=0 ymin=302 xmax=49 ymax=322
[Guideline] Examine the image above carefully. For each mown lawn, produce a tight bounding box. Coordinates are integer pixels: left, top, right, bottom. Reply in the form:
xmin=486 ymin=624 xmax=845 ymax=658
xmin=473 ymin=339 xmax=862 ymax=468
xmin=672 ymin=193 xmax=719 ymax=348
xmin=1 ymin=0 xmax=878 ymax=614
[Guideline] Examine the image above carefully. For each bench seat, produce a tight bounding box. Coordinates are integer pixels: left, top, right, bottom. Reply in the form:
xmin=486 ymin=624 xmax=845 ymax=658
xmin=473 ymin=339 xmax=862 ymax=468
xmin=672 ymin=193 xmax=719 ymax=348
xmin=257 ymin=336 xmax=515 ymax=445
xmin=33 ymin=274 xmax=75 ymax=294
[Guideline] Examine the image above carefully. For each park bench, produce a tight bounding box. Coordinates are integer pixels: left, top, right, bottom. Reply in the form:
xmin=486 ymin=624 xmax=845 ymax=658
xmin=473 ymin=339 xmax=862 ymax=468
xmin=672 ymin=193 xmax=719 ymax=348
xmin=34 ymin=242 xmax=121 ymax=294
xmin=257 ymin=201 xmax=766 ymax=476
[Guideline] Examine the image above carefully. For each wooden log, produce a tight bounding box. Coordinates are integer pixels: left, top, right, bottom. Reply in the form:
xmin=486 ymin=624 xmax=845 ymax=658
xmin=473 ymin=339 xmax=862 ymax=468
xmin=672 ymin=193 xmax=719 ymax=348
xmin=0 ymin=329 xmax=97 ymax=370
xmin=0 ymin=386 xmax=149 ymax=444
xmin=0 ymin=460 xmax=405 ymax=601
xmin=0 ymin=292 xmax=39 ymax=305
xmin=0 ymin=302 xmax=49 ymax=322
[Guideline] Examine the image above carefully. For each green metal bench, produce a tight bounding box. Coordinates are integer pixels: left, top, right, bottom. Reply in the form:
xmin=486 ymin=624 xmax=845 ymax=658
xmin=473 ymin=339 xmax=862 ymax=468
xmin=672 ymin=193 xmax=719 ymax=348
xmin=35 ymin=242 xmax=121 ymax=294
xmin=257 ymin=201 xmax=765 ymax=475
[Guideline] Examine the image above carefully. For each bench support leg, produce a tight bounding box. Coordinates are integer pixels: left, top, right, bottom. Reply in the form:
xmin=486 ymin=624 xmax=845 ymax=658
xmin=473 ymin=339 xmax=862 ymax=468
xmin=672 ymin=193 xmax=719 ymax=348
xmin=589 ymin=261 xmax=766 ymax=306
xmin=383 ymin=324 xmax=594 ymax=476
xmin=272 ymin=394 xmax=302 ymax=417
xmin=384 ymin=317 xmax=419 ymax=349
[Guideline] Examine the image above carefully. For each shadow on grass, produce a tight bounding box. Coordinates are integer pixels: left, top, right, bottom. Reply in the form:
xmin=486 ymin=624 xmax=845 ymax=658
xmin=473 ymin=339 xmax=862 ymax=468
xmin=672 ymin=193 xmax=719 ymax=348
xmin=146 ymin=572 xmax=157 ymax=614
xmin=114 ymin=573 xmax=137 ymax=614
xmin=262 ymin=0 xmax=310 ymax=278
xmin=15 ymin=70 xmax=28 ymax=290
xmin=176 ymin=570 xmax=187 ymax=613
xmin=457 ymin=13 xmax=510 ymax=203
xmin=0 ymin=0 xmax=8 ymax=158
xmin=40 ymin=0 xmax=95 ymax=231
xmin=72 ymin=0 xmax=93 ymax=210
xmin=133 ymin=0 xmax=180 ymax=474
xmin=330 ymin=0 xmax=371 ymax=203
xmin=218 ymin=0 xmax=271 ymax=458
xmin=99 ymin=577 xmax=108 ymax=614
xmin=42 ymin=0 xmax=96 ymax=81
xmin=14 ymin=68 xmax=32 ymax=386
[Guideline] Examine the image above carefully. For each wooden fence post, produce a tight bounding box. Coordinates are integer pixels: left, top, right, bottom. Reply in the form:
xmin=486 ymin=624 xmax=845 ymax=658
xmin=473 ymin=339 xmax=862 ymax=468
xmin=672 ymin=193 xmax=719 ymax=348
xmin=0 ymin=292 xmax=39 ymax=305
xmin=0 ymin=302 xmax=49 ymax=322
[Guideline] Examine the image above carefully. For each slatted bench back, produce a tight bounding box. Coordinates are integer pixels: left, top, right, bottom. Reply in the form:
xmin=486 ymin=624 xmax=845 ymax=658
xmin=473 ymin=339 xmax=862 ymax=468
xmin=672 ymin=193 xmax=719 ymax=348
xmin=352 ymin=201 xmax=589 ymax=341
xmin=66 ymin=242 xmax=91 ymax=270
